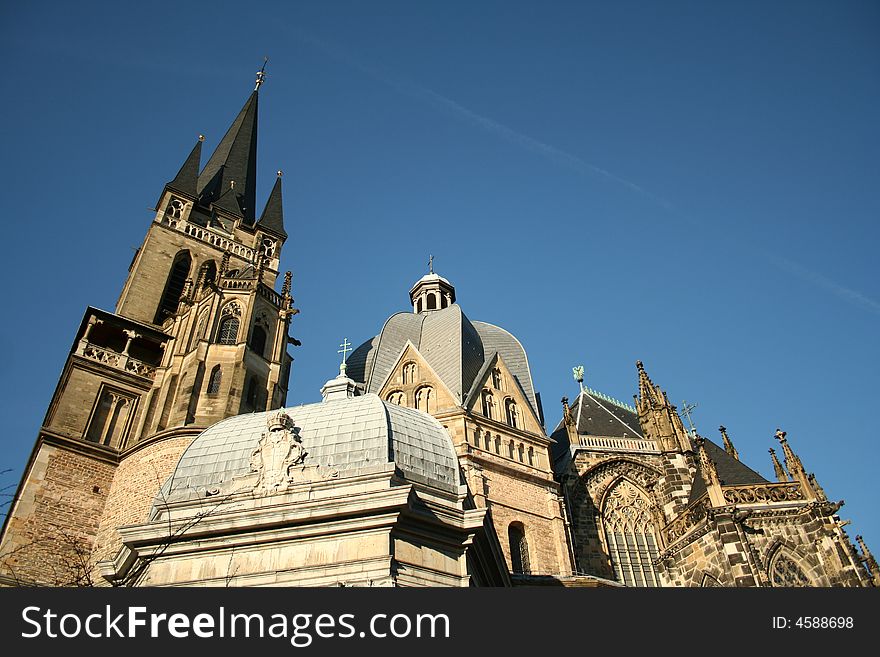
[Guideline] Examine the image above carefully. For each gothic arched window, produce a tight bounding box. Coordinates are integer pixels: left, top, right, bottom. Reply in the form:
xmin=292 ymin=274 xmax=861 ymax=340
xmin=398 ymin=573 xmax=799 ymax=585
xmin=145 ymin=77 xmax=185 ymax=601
xmin=505 ymin=400 xmax=519 ymax=428
xmin=386 ymin=391 xmax=406 ymax=406
xmin=769 ymin=552 xmax=811 ymax=587
xmin=481 ymin=391 xmax=494 ymax=419
xmin=217 ymin=317 xmax=239 ymax=345
xmin=154 ymin=251 xmax=191 ymax=324
xmin=508 ymin=522 xmax=531 ymax=575
xmin=250 ymin=325 xmax=268 ymax=357
xmin=602 ymin=478 xmax=661 ymax=587
xmin=199 ymin=260 xmax=217 ymax=287
xmin=206 ymin=365 xmax=222 ymax=394
xmin=415 ymin=386 xmax=434 ymax=414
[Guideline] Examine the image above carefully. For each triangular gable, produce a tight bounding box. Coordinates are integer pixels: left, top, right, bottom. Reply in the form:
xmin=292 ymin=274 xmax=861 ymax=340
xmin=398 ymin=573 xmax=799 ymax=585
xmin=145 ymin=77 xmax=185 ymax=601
xmin=464 ymin=353 xmax=543 ymax=435
xmin=375 ymin=340 xmax=458 ymax=412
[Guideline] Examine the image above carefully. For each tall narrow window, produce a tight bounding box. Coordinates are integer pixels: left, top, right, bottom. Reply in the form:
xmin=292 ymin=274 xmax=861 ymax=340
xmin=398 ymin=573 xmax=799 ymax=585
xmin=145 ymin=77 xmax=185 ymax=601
xmin=602 ymin=479 xmax=661 ymax=587
xmin=402 ymin=362 xmax=417 ymax=385
xmin=492 ymin=368 xmax=503 ymax=390
xmin=207 ymin=365 xmax=222 ymax=394
xmin=527 ymin=446 xmax=534 ymax=466
xmin=154 ymin=251 xmax=191 ymax=324
xmin=481 ymin=391 xmax=494 ymax=419
xmin=250 ymin=325 xmax=268 ymax=357
xmin=217 ymin=317 xmax=239 ymax=345
xmin=505 ymin=400 xmax=519 ymax=428
xmin=507 ymin=440 xmax=515 ymax=459
xmin=508 ymin=523 xmax=531 ymax=575
xmin=415 ymin=386 xmax=434 ymax=414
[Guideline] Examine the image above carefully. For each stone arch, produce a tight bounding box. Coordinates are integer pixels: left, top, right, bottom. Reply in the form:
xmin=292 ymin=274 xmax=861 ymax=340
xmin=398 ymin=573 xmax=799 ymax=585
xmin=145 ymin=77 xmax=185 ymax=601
xmin=765 ymin=541 xmax=815 ymax=588
xmin=581 ymin=458 xmax=662 ymax=504
xmin=597 ymin=475 xmax=662 ymax=587
xmin=700 ymin=572 xmax=723 ymax=587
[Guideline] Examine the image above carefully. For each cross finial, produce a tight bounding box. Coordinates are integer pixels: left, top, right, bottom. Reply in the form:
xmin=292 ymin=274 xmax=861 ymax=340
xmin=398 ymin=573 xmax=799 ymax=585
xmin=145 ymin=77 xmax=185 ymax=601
xmin=338 ymin=338 xmax=352 ymax=364
xmin=254 ymin=57 xmax=269 ymax=91
xmin=428 ymin=254 xmax=434 ymax=274
xmin=681 ymin=400 xmax=698 ymax=437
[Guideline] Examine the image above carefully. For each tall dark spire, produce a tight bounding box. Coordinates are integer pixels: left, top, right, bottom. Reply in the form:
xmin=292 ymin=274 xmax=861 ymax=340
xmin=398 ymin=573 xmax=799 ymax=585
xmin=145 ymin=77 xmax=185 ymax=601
xmin=166 ymin=135 xmax=204 ymax=197
xmin=197 ymin=89 xmax=260 ymax=222
xmin=256 ymin=171 xmax=287 ymax=238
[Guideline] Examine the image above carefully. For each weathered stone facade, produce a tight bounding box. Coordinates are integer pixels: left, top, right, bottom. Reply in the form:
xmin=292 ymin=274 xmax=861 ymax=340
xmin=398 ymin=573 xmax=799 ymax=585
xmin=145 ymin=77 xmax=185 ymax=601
xmin=1 ymin=74 xmax=876 ymax=589
xmin=551 ymin=363 xmax=877 ymax=587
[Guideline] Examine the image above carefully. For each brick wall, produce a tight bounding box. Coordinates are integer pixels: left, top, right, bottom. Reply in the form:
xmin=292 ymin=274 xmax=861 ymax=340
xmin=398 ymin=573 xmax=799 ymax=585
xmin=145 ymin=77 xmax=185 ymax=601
xmin=0 ymin=441 xmax=116 ymax=586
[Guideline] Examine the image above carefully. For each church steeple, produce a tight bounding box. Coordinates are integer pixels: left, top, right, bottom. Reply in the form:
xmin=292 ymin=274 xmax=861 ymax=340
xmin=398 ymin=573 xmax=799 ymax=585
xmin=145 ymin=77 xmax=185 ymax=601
xmin=256 ymin=171 xmax=287 ymax=239
xmin=166 ymin=135 xmax=203 ymax=198
xmin=197 ymin=88 xmax=260 ymax=221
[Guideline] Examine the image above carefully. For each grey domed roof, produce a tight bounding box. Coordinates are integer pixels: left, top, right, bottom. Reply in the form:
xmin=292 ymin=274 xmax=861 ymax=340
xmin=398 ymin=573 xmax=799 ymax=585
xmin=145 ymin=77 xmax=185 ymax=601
xmin=157 ymin=394 xmax=461 ymax=507
xmin=346 ymin=305 xmax=540 ymax=418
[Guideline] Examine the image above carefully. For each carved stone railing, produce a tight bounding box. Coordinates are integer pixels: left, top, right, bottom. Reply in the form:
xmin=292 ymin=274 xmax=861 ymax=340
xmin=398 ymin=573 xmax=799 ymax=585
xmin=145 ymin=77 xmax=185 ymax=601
xmin=124 ymin=358 xmax=158 ymax=379
xmin=81 ymin=343 xmax=121 ymax=368
xmin=722 ymin=482 xmax=803 ymax=505
xmin=161 ymin=215 xmax=255 ymax=261
xmin=257 ymin=283 xmax=283 ymax=307
xmin=219 ymin=277 xmax=255 ymax=291
xmin=78 ymin=342 xmax=156 ymax=380
xmin=663 ymin=497 xmax=709 ymax=544
xmin=577 ymin=435 xmax=658 ymax=453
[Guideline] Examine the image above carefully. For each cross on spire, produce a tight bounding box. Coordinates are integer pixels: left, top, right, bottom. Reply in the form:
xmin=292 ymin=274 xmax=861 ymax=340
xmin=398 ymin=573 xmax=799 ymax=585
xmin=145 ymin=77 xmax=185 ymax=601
xmin=681 ymin=400 xmax=698 ymax=437
xmin=338 ymin=338 xmax=352 ymax=364
xmin=254 ymin=57 xmax=268 ymax=91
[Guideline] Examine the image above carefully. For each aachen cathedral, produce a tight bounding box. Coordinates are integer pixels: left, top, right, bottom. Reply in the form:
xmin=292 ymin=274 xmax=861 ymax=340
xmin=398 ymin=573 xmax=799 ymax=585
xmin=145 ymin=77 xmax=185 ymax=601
xmin=1 ymin=69 xmax=876 ymax=588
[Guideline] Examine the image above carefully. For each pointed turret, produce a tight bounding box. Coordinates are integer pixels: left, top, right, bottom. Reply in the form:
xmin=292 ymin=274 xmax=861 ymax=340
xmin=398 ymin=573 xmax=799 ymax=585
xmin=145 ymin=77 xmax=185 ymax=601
xmin=256 ymin=171 xmax=287 ymax=238
xmin=774 ymin=428 xmax=819 ymax=500
xmin=719 ymin=425 xmax=739 ymax=461
xmin=695 ymin=436 xmax=725 ymax=506
xmin=198 ymin=90 xmax=260 ymax=221
xmin=166 ymin=136 xmax=203 ymax=197
xmin=636 ymin=360 xmax=662 ymax=408
xmin=769 ymin=448 xmax=788 ymax=482
xmin=635 ymin=361 xmax=691 ymax=453
xmin=855 ymin=536 xmax=880 ymax=585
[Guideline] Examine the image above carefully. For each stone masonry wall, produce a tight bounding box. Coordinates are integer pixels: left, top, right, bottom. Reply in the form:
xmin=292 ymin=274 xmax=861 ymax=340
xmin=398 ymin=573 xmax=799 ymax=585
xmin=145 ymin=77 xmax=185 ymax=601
xmin=0 ymin=441 xmax=116 ymax=586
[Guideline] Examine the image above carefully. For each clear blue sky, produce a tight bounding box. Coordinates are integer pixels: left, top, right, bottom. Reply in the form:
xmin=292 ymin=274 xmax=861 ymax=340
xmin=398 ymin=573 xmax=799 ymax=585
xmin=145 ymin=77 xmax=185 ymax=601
xmin=2 ymin=1 xmax=878 ymax=553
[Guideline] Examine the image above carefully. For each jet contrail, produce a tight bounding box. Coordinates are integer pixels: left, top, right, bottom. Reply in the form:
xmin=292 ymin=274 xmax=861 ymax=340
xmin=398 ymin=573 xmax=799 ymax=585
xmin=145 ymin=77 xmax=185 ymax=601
xmin=291 ymin=27 xmax=879 ymax=317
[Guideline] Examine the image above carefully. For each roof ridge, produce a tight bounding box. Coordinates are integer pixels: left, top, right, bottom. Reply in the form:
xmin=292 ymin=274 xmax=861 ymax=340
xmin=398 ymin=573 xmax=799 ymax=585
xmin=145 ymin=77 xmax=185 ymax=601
xmin=581 ymin=390 xmax=643 ymax=438
xmin=584 ymin=385 xmax=638 ymax=414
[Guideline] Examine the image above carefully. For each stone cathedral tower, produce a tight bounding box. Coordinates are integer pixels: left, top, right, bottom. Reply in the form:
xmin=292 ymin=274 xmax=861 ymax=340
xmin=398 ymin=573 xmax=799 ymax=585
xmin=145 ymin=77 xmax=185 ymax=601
xmin=0 ymin=70 xmax=298 ymax=586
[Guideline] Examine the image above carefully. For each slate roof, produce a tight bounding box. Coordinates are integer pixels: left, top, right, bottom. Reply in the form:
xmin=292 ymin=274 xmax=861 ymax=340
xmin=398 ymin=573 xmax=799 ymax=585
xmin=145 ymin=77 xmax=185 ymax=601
xmin=346 ymin=305 xmax=540 ymax=419
xmin=156 ymin=394 xmax=461 ymax=510
xmin=549 ymin=390 xmax=644 ymax=466
xmin=255 ymin=174 xmax=286 ymax=238
xmin=197 ymin=90 xmax=259 ymax=222
xmin=689 ymin=438 xmax=768 ymax=503
xmin=166 ymin=138 xmax=202 ymax=197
